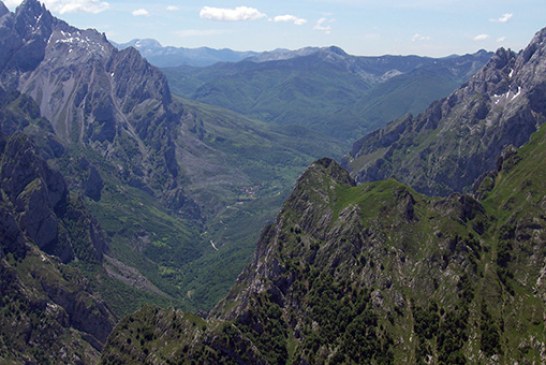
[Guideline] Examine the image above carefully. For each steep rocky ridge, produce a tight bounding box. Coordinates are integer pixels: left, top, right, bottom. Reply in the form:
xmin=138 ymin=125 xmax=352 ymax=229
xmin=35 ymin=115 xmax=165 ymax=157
xmin=0 ymin=129 xmax=116 ymax=363
xmin=102 ymin=122 xmax=545 ymax=364
xmin=347 ymin=27 xmax=546 ymax=196
xmin=0 ymin=0 xmax=191 ymax=219
xmin=0 ymin=86 xmax=108 ymax=263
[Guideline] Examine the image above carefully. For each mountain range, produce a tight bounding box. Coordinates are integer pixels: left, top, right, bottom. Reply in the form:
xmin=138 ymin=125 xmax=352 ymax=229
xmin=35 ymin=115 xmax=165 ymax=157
xmin=101 ymin=26 xmax=546 ymax=365
xmin=0 ymin=87 xmax=116 ymax=363
xmin=162 ymin=47 xmax=491 ymax=145
xmin=102 ymin=124 xmax=546 ymax=363
xmin=0 ymin=0 xmax=491 ymax=320
xmin=114 ymin=39 xmax=259 ymax=68
xmin=0 ymin=0 xmax=342 ymax=316
xmin=0 ymin=0 xmax=544 ymax=363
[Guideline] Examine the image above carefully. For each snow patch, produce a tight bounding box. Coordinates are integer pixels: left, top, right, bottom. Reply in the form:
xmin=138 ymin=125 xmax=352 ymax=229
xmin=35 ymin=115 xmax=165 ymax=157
xmin=492 ymin=86 xmax=522 ymax=105
xmin=54 ymin=30 xmax=108 ymax=55
xmin=511 ymin=87 xmax=522 ymax=100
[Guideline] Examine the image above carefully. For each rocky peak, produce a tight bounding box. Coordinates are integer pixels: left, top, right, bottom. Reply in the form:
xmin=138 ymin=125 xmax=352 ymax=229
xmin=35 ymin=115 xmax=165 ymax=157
xmin=132 ymin=38 xmax=163 ymax=49
xmin=460 ymin=47 xmax=516 ymax=96
xmin=0 ymin=0 xmax=58 ymax=76
xmin=14 ymin=0 xmax=54 ymax=35
xmin=514 ymin=26 xmax=546 ymax=88
xmin=322 ymin=45 xmax=348 ymax=57
xmin=112 ymin=46 xmax=172 ymax=108
xmin=299 ymin=158 xmax=355 ymax=187
xmin=0 ymin=0 xmax=187 ymax=207
xmin=348 ymin=26 xmax=546 ymax=196
xmin=17 ymin=0 xmax=46 ymax=15
xmin=491 ymin=47 xmax=516 ymax=69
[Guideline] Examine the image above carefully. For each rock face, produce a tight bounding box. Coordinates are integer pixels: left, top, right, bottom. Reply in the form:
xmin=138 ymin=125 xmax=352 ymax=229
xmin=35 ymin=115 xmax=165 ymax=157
xmin=101 ymin=118 xmax=546 ymax=364
xmin=0 ymin=0 xmax=191 ymax=214
xmin=0 ymin=131 xmax=107 ymax=263
xmin=0 ymin=31 xmax=118 ymax=362
xmin=0 ymin=240 xmax=116 ymax=364
xmin=0 ymin=131 xmax=116 ymax=364
xmin=346 ymin=27 xmax=546 ymax=196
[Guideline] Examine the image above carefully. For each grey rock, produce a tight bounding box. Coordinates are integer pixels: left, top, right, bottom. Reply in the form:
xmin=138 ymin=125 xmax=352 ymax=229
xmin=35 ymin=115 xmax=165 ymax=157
xmin=347 ymin=27 xmax=546 ymax=196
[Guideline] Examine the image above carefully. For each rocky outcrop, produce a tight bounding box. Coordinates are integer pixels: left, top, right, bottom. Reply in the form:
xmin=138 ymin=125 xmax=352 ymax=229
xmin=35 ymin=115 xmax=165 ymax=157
xmin=0 ymin=0 xmax=193 ymax=214
xmin=102 ymin=121 xmax=546 ymax=363
xmin=0 ymin=132 xmax=107 ymax=263
xmin=0 ymin=131 xmax=115 ymax=363
xmin=0 ymin=241 xmax=116 ymax=364
xmin=1 ymin=133 xmax=67 ymax=252
xmin=347 ymin=27 xmax=546 ymax=196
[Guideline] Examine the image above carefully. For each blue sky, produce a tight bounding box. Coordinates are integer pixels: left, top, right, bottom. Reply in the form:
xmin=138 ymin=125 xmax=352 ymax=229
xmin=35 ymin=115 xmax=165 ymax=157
xmin=4 ymin=0 xmax=546 ymax=57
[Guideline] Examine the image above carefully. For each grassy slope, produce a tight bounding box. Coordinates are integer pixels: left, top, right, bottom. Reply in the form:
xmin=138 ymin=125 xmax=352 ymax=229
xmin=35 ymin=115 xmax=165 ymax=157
xmin=163 ymin=58 xmax=484 ymax=148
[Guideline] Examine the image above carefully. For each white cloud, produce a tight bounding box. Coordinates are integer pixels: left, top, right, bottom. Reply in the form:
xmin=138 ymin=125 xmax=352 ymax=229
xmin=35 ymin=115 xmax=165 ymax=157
xmin=200 ymin=6 xmax=266 ymax=22
xmin=497 ymin=36 xmax=506 ymax=43
xmin=175 ymin=29 xmax=227 ymax=38
xmin=273 ymin=15 xmax=307 ymax=26
xmin=314 ymin=17 xmax=334 ymax=34
xmin=132 ymin=8 xmax=149 ymax=17
xmin=411 ymin=33 xmax=431 ymax=42
xmin=166 ymin=5 xmax=179 ymax=12
xmin=5 ymin=0 xmax=110 ymax=14
xmin=473 ymin=34 xmax=489 ymax=41
xmin=490 ymin=13 xmax=513 ymax=23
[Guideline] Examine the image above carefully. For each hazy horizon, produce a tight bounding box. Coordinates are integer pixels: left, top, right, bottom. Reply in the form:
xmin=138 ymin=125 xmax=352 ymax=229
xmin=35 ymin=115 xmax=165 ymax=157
xmin=3 ymin=0 xmax=546 ymax=58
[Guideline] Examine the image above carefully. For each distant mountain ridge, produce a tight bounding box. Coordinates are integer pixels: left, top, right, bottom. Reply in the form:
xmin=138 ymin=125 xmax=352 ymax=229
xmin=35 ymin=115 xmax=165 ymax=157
xmin=114 ymin=39 xmax=259 ymax=67
xmin=163 ymin=47 xmax=492 ymax=144
xmin=346 ymin=26 xmax=546 ymax=196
